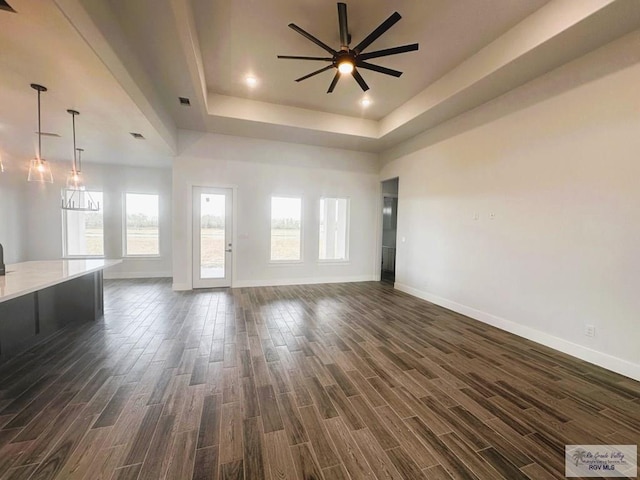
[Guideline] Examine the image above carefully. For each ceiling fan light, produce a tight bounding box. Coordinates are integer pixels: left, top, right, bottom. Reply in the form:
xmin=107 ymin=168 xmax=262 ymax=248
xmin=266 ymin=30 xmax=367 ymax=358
xmin=338 ymin=60 xmax=354 ymax=74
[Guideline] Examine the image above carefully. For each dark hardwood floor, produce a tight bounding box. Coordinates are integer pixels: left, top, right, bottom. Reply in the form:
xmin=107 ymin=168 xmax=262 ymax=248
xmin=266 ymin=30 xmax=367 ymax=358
xmin=0 ymin=279 xmax=638 ymax=479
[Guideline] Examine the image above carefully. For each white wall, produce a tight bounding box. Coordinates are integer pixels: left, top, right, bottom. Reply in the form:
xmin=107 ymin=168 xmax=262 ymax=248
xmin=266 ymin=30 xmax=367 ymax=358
xmin=0 ymin=163 xmax=28 ymax=263
xmin=22 ymin=161 xmax=172 ymax=278
xmin=380 ymin=32 xmax=640 ymax=380
xmin=173 ymin=131 xmax=380 ymax=289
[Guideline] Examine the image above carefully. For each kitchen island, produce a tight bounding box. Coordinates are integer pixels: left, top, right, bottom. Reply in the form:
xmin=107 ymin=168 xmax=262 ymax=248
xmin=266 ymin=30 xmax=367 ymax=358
xmin=0 ymin=259 xmax=121 ymax=360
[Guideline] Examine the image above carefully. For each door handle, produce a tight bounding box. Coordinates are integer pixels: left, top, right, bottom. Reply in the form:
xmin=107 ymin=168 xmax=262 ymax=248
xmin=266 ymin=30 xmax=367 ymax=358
xmin=225 ymin=249 xmax=232 ymax=252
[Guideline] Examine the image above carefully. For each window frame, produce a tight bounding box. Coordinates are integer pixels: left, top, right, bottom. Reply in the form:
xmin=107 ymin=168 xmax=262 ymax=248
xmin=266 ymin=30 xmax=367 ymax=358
xmin=62 ymin=190 xmax=105 ymax=258
xmin=269 ymin=194 xmax=304 ymax=264
xmin=123 ymin=192 xmax=161 ymax=258
xmin=317 ymin=196 xmax=350 ymax=263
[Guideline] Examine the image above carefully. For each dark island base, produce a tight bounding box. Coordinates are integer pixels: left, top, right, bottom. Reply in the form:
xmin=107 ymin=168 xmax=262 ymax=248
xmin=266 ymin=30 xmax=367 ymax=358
xmin=0 ymin=270 xmax=103 ymax=361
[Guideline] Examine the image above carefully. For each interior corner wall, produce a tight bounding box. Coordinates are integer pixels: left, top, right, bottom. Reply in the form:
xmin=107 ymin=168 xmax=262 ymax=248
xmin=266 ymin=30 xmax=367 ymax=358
xmin=172 ymin=131 xmax=380 ymax=290
xmin=22 ymin=162 xmax=172 ymax=278
xmin=380 ymin=33 xmax=640 ymax=380
xmin=0 ymin=165 xmax=28 ymax=263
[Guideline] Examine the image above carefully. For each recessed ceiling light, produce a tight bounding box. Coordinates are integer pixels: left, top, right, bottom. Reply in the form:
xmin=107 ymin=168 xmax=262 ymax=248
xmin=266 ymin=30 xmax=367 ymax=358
xmin=245 ymin=75 xmax=258 ymax=88
xmin=179 ymin=97 xmax=191 ymax=106
xmin=360 ymin=98 xmax=372 ymax=107
xmin=130 ymin=132 xmax=145 ymax=139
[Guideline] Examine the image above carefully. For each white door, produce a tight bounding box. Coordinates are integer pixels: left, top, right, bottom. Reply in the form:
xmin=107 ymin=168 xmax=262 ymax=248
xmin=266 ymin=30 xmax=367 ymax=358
xmin=193 ymin=187 xmax=233 ymax=288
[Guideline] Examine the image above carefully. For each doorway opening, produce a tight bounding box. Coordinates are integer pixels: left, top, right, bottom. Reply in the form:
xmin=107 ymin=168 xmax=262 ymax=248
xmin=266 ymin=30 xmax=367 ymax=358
xmin=381 ymin=177 xmax=398 ymax=284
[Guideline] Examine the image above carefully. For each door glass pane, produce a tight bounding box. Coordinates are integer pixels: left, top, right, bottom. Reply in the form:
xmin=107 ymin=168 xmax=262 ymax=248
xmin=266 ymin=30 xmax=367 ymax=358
xmin=200 ymin=193 xmax=225 ymax=279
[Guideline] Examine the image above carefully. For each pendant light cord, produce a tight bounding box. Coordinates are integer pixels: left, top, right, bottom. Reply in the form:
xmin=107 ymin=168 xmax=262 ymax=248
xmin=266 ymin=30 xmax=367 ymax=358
xmin=37 ymin=88 xmax=42 ymax=161
xmin=72 ymin=112 xmax=77 ymax=172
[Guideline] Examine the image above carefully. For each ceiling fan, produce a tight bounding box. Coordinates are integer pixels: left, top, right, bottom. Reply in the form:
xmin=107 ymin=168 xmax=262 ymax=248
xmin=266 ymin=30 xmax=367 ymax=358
xmin=277 ymin=3 xmax=419 ymax=94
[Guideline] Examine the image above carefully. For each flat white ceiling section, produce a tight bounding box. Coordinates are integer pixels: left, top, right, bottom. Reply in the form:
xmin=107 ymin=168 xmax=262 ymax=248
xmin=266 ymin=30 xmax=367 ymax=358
xmin=0 ymin=0 xmax=174 ymax=168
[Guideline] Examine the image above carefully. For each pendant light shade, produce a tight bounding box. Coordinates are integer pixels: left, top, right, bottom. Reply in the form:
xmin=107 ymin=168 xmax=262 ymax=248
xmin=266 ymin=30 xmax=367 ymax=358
xmin=27 ymin=84 xmax=53 ymax=184
xmin=66 ymin=149 xmax=84 ymax=190
xmin=27 ymin=158 xmax=53 ymax=183
xmin=66 ymin=169 xmax=83 ymax=190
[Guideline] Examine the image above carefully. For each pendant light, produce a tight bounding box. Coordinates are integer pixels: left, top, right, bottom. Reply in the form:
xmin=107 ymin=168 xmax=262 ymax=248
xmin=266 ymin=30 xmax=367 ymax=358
xmin=27 ymin=84 xmax=53 ymax=183
xmin=65 ymin=109 xmax=83 ymax=190
xmin=61 ymin=110 xmax=99 ymax=212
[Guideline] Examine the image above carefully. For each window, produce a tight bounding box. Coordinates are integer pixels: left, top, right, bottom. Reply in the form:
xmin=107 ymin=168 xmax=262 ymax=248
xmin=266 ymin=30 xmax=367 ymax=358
xmin=319 ymin=198 xmax=349 ymax=261
xmin=63 ymin=191 xmax=104 ymax=257
xmin=271 ymin=196 xmax=302 ymax=261
xmin=125 ymin=193 xmax=159 ymax=256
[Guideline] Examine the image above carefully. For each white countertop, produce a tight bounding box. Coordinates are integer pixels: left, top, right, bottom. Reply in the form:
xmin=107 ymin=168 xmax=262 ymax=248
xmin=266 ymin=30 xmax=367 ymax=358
xmin=0 ymin=259 xmax=122 ymax=304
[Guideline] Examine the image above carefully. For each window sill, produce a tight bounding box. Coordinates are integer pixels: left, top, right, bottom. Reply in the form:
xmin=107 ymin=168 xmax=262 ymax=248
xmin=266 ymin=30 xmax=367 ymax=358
xmin=123 ymin=254 xmax=162 ymax=259
xmin=317 ymin=260 xmax=350 ymax=265
xmin=64 ymin=255 xmax=105 ymax=259
xmin=269 ymin=260 xmax=304 ymax=266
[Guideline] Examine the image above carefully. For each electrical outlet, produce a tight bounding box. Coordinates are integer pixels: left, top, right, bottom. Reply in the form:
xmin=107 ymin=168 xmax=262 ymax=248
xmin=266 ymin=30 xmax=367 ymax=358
xmin=585 ymin=325 xmax=596 ymax=337
xmin=489 ymin=213 xmax=496 ymax=220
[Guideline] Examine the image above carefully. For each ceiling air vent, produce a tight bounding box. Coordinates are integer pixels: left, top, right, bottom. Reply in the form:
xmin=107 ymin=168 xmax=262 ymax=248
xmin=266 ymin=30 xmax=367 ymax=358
xmin=179 ymin=97 xmax=191 ymax=106
xmin=130 ymin=132 xmax=145 ymax=139
xmin=0 ymin=1 xmax=16 ymax=13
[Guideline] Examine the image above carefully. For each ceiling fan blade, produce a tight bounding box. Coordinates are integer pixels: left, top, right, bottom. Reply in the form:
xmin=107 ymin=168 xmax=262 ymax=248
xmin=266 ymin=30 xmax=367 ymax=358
xmin=278 ymin=55 xmax=334 ymax=61
xmin=337 ymin=2 xmax=349 ymax=47
xmin=351 ymin=69 xmax=370 ymax=92
xmin=358 ymin=43 xmax=418 ymax=61
xmin=353 ymin=11 xmax=401 ymax=54
xmin=288 ymin=23 xmax=337 ymax=55
xmin=356 ymin=61 xmax=402 ymax=77
xmin=327 ymin=71 xmax=341 ymax=93
xmin=295 ymin=65 xmax=334 ymax=82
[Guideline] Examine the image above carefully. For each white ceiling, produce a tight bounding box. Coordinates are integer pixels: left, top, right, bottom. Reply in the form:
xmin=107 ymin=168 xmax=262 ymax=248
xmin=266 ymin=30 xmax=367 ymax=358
xmin=1 ymin=0 xmax=640 ymax=168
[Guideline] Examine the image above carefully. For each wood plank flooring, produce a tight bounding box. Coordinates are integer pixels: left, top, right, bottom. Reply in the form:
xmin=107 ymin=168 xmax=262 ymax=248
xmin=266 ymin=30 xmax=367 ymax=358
xmin=0 ymin=279 xmax=638 ymax=479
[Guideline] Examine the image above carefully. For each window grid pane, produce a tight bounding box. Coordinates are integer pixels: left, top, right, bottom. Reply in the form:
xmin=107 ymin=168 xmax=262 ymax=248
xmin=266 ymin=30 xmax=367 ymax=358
xmin=271 ymin=196 xmax=302 ymax=261
xmin=319 ymin=198 xmax=348 ymax=260
xmin=125 ymin=193 xmax=159 ymax=255
xmin=64 ymin=191 xmax=104 ymax=257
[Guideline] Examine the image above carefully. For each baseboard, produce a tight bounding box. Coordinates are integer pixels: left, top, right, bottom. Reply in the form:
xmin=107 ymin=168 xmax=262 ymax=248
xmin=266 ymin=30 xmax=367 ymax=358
xmin=104 ymin=271 xmax=172 ymax=280
xmin=395 ymin=282 xmax=640 ymax=382
xmin=232 ymin=275 xmax=377 ymax=288
xmin=172 ymin=283 xmax=190 ymax=291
